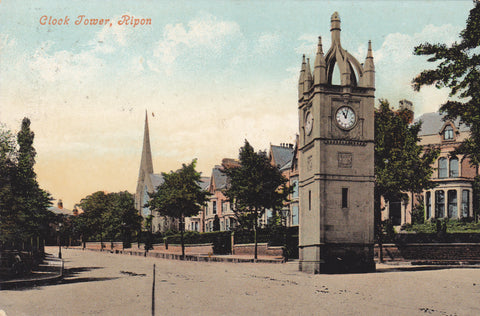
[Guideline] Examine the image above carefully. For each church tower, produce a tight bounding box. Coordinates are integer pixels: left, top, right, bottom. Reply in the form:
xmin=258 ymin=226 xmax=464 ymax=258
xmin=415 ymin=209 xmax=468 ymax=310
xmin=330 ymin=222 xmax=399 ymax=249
xmin=298 ymin=12 xmax=375 ymax=273
xmin=135 ymin=111 xmax=154 ymax=215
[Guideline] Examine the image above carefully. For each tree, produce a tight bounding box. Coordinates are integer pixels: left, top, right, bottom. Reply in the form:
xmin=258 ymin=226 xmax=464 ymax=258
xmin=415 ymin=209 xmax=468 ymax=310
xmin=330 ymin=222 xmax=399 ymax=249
xmin=375 ymin=100 xmax=439 ymax=260
xmin=148 ymin=159 xmax=210 ymax=259
xmin=14 ymin=118 xmax=52 ymax=244
xmin=412 ymin=3 xmax=480 ymax=165
xmin=77 ymin=191 xmax=141 ymax=249
xmin=222 ymin=140 xmax=290 ymax=260
xmin=0 ymin=119 xmax=52 ymax=251
xmin=0 ymin=124 xmax=19 ymax=246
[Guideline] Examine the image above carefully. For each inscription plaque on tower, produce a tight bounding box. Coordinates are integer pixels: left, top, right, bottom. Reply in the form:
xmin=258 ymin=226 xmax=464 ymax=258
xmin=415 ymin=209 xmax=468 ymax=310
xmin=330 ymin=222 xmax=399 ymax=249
xmin=297 ymin=12 xmax=376 ymax=273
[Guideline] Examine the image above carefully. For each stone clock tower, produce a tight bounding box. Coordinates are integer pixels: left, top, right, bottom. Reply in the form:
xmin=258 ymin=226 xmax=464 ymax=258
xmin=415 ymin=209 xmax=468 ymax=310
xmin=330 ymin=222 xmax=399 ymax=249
xmin=298 ymin=12 xmax=375 ymax=273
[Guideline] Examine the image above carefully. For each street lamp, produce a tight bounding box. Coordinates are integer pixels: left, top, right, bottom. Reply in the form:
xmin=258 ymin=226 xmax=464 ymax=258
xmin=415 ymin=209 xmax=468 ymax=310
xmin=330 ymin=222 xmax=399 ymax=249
xmin=56 ymin=223 xmax=63 ymax=259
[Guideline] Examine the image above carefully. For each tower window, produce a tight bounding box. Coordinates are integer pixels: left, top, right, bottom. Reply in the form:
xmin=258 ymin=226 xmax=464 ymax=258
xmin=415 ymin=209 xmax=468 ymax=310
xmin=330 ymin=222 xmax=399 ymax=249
xmin=342 ymin=188 xmax=348 ymax=208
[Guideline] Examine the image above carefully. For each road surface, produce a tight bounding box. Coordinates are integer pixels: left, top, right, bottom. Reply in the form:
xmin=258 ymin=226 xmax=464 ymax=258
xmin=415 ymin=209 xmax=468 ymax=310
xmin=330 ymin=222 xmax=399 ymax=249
xmin=1 ymin=247 xmax=480 ymax=315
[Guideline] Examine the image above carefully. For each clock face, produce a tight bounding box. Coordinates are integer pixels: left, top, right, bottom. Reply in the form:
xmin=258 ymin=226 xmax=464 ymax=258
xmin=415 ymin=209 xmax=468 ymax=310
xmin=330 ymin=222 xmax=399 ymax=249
xmin=305 ymin=112 xmax=313 ymax=135
xmin=336 ymin=106 xmax=356 ymax=130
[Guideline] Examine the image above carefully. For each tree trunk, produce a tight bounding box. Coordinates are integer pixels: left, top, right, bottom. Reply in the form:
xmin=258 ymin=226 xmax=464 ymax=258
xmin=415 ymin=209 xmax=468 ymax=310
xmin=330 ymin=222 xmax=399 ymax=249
xmin=180 ymin=215 xmax=185 ymax=260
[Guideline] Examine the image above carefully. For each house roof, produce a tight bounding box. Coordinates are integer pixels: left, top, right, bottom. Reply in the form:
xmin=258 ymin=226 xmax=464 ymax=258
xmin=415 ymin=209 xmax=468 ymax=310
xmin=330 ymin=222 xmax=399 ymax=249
xmin=149 ymin=173 xmax=164 ymax=189
xmin=416 ymin=112 xmax=470 ymax=136
xmin=48 ymin=206 xmax=73 ymax=216
xmin=211 ymin=166 xmax=228 ymax=190
xmin=199 ymin=176 xmax=210 ymax=191
xmin=270 ymin=145 xmax=294 ymax=169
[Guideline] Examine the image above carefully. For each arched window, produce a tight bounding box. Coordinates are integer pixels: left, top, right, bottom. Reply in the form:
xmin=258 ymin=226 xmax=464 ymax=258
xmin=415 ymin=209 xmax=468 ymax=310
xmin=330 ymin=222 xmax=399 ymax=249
xmin=444 ymin=125 xmax=454 ymax=140
xmin=438 ymin=158 xmax=448 ymax=178
xmin=331 ymin=63 xmax=341 ymax=85
xmin=449 ymin=157 xmax=459 ymax=177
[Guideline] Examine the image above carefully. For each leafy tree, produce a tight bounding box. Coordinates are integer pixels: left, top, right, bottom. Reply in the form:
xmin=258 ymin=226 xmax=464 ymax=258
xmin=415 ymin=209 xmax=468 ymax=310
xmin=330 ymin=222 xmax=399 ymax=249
xmin=0 ymin=119 xmax=52 ymax=250
xmin=412 ymin=3 xmax=480 ymax=165
xmin=77 ymin=191 xmax=141 ymax=249
xmin=0 ymin=124 xmax=18 ymax=245
xmin=375 ymin=100 xmax=439 ymax=260
xmin=148 ymin=159 xmax=210 ymax=259
xmin=222 ymin=140 xmax=290 ymax=260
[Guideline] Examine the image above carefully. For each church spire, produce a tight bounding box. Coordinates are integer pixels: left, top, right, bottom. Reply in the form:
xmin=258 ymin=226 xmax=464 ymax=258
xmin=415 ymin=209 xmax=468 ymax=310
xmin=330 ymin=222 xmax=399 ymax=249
xmin=139 ymin=110 xmax=154 ymax=176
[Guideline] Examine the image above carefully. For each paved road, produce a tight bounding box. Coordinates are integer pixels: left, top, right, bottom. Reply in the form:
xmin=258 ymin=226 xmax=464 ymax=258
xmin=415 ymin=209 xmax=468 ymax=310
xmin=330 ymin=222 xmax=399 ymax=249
xmin=1 ymin=247 xmax=480 ymax=315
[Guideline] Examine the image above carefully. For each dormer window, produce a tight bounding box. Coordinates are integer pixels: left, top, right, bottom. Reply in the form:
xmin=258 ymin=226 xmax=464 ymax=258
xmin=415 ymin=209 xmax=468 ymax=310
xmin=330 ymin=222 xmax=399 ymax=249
xmin=444 ymin=125 xmax=454 ymax=140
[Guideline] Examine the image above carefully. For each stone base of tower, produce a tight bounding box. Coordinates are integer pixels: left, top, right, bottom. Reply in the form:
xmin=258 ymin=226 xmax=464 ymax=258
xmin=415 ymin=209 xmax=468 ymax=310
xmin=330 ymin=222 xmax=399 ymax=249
xmin=299 ymin=243 xmax=376 ymax=274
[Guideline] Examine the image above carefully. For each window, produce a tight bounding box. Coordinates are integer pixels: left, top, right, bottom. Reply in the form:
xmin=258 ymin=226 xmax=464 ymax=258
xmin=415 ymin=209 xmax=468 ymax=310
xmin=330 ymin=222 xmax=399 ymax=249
xmin=438 ymin=158 xmax=448 ymax=178
xmin=444 ymin=125 xmax=454 ymax=140
xmin=435 ymin=190 xmax=445 ymax=218
xmin=426 ymin=191 xmax=432 ymax=219
xmin=292 ymin=180 xmax=299 ymax=198
xmin=342 ymin=188 xmax=348 ymax=208
xmin=292 ymin=205 xmax=299 ymax=226
xmin=462 ymin=190 xmax=470 ymax=218
xmin=213 ymin=201 xmax=217 ymax=214
xmin=447 ymin=190 xmax=457 ymax=218
xmin=449 ymin=158 xmax=459 ymax=177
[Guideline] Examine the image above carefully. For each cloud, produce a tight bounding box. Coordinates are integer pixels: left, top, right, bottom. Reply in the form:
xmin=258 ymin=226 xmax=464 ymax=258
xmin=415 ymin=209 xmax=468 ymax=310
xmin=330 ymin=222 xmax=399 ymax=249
xmin=254 ymin=32 xmax=280 ymax=55
xmin=151 ymin=13 xmax=241 ymax=72
xmin=29 ymin=45 xmax=101 ymax=83
xmin=373 ymin=24 xmax=462 ymax=114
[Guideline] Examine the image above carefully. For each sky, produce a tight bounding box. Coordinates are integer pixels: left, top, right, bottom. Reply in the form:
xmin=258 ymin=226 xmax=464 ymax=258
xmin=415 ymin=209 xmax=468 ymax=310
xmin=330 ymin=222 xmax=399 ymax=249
xmin=0 ymin=0 xmax=475 ymax=209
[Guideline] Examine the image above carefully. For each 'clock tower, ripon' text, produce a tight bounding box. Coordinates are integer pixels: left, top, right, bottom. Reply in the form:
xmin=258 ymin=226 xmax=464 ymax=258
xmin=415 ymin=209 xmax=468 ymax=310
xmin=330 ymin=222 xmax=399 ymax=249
xmin=298 ymin=12 xmax=375 ymax=273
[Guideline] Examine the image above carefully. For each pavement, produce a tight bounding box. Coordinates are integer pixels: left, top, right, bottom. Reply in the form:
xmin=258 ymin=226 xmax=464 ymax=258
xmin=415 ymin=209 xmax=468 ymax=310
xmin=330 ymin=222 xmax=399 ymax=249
xmin=74 ymin=245 xmax=286 ymax=263
xmin=0 ymin=253 xmax=63 ymax=290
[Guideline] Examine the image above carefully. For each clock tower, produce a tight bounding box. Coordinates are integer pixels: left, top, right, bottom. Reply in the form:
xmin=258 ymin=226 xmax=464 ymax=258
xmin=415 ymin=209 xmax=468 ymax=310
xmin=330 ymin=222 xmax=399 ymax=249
xmin=298 ymin=12 xmax=376 ymax=273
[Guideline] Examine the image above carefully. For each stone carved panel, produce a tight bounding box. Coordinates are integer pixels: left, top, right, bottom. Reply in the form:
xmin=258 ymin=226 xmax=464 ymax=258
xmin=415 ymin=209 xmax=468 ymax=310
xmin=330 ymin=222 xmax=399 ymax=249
xmin=338 ymin=152 xmax=353 ymax=168
xmin=307 ymin=155 xmax=313 ymax=171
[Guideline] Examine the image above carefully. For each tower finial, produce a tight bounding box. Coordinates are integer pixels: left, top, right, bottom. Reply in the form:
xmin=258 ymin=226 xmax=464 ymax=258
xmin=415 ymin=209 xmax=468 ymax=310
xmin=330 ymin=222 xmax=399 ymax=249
xmin=317 ymin=36 xmax=324 ymax=55
xmin=367 ymin=40 xmax=373 ymax=58
xmin=363 ymin=40 xmax=375 ymax=88
xmin=298 ymin=55 xmax=307 ymax=99
xmin=305 ymin=58 xmax=313 ymax=92
xmin=330 ymin=12 xmax=341 ymax=46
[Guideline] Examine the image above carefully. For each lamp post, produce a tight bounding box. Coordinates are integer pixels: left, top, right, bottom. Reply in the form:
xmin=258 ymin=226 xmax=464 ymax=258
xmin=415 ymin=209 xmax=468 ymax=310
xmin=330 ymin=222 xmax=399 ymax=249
xmin=57 ymin=223 xmax=63 ymax=259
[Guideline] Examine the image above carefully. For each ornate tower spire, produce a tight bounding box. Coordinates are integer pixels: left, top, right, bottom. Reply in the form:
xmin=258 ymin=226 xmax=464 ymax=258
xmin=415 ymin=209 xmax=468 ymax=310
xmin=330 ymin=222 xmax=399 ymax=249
xmin=298 ymin=55 xmax=306 ymax=99
xmin=304 ymin=58 xmax=313 ymax=92
xmin=363 ymin=40 xmax=375 ymax=88
xmin=139 ymin=110 xmax=154 ymax=176
xmin=314 ymin=36 xmax=327 ymax=85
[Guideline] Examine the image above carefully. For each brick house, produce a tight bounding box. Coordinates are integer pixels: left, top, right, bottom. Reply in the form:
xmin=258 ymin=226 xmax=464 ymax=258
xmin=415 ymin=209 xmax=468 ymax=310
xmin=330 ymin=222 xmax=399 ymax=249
xmin=383 ymin=111 xmax=479 ymax=225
